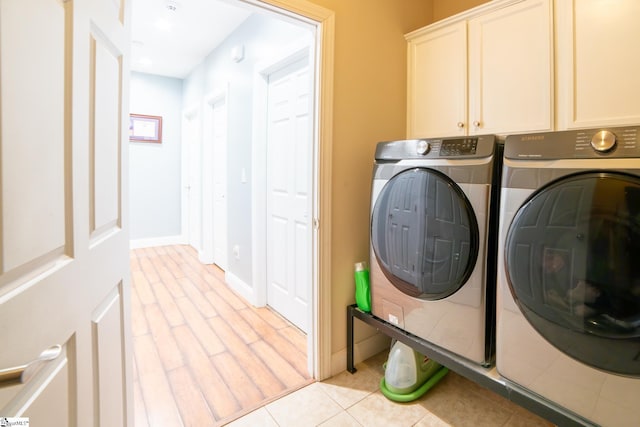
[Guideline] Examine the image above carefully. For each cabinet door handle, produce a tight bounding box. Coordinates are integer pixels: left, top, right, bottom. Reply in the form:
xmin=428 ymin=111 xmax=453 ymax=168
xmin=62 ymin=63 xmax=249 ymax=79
xmin=457 ymin=122 xmax=465 ymax=129
xmin=0 ymin=345 xmax=62 ymax=388
xmin=473 ymin=120 xmax=481 ymax=128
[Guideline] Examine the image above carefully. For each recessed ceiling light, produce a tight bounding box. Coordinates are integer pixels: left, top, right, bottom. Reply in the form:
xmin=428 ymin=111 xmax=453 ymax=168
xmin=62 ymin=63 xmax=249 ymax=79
xmin=166 ymin=1 xmax=178 ymax=12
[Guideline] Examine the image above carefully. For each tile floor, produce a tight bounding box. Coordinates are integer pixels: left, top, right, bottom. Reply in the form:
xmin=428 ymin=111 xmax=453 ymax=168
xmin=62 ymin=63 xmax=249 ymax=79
xmin=226 ymin=351 xmax=554 ymax=427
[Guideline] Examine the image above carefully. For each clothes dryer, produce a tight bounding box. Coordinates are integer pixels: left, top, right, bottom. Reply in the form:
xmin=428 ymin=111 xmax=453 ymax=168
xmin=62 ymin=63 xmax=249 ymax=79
xmin=370 ymin=136 xmax=502 ymax=367
xmin=497 ymin=126 xmax=640 ymax=426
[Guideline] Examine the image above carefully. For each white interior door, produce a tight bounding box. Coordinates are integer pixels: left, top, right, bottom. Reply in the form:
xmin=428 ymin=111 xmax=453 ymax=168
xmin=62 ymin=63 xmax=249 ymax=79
xmin=266 ymin=54 xmax=312 ymax=333
xmin=183 ymin=110 xmax=202 ymax=250
xmin=0 ymin=0 xmax=132 ymax=425
xmin=211 ymin=98 xmax=228 ymax=270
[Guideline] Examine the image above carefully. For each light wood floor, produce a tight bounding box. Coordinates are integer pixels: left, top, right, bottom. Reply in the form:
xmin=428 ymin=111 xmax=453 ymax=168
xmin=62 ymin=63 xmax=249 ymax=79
xmin=131 ymin=245 xmax=312 ymax=426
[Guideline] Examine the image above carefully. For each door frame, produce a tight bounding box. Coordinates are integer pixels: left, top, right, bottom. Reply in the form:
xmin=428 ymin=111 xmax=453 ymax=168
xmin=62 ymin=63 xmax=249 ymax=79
xmin=247 ymin=0 xmax=334 ymax=380
xmin=201 ymin=86 xmax=229 ymax=268
xmin=181 ymin=105 xmax=202 ymax=249
xmin=253 ymin=41 xmax=312 ymax=333
xmin=253 ymin=38 xmax=317 ymax=375
xmin=252 ymin=41 xmax=311 ymax=305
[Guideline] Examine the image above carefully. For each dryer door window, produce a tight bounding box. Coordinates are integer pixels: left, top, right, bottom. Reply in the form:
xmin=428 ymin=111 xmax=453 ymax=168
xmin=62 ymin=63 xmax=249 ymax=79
xmin=505 ymin=171 xmax=640 ymax=376
xmin=371 ymin=168 xmax=479 ymax=300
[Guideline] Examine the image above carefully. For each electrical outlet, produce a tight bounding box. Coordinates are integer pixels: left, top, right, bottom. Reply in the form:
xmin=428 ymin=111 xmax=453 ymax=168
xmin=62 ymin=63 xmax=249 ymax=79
xmin=233 ymin=245 xmax=240 ymax=259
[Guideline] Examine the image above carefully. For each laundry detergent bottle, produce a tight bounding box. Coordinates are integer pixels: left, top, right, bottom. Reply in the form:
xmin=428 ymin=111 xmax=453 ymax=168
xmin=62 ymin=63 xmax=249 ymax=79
xmin=381 ymin=343 xmax=449 ymax=402
xmin=354 ymin=261 xmax=371 ymax=312
xmin=385 ymin=341 xmax=424 ymax=394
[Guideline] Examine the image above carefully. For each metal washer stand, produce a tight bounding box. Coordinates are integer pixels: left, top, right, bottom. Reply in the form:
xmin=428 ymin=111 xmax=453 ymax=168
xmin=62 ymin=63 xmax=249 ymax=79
xmin=346 ymin=304 xmax=596 ymax=427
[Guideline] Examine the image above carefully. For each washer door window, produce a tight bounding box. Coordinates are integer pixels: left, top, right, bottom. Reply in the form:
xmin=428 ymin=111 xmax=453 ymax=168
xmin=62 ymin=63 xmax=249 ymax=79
xmin=371 ymin=168 xmax=479 ymax=300
xmin=505 ymin=172 xmax=640 ymax=376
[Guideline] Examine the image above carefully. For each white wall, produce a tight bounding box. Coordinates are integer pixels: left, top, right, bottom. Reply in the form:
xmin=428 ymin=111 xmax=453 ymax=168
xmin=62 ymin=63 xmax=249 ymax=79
xmin=129 ymin=72 xmax=183 ymax=242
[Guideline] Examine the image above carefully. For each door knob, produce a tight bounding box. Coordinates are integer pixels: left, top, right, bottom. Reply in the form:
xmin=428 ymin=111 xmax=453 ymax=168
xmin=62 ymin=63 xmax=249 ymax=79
xmin=0 ymin=345 xmax=62 ymax=388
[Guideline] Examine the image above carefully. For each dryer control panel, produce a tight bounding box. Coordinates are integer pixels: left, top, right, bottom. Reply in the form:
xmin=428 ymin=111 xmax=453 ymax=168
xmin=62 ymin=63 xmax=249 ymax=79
xmin=505 ymin=125 xmax=640 ymax=160
xmin=375 ymin=135 xmax=496 ymax=160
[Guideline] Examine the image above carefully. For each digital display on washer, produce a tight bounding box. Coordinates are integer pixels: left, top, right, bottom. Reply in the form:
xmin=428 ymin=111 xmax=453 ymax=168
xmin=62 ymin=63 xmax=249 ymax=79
xmin=439 ymin=138 xmax=478 ymax=156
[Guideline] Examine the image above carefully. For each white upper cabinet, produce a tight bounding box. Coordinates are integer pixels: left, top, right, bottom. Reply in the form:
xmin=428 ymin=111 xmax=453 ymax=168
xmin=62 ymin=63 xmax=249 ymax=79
xmin=407 ymin=22 xmax=467 ymax=138
xmin=407 ymin=0 xmax=553 ymax=138
xmin=468 ymin=0 xmax=553 ymax=136
xmin=556 ymin=0 xmax=640 ymax=129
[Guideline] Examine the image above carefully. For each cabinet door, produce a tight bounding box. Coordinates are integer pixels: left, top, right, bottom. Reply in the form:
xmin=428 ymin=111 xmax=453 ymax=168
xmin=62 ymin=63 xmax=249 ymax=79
xmin=407 ymin=22 xmax=467 ymax=138
xmin=468 ymin=0 xmax=553 ymax=135
xmin=556 ymin=0 xmax=640 ymax=129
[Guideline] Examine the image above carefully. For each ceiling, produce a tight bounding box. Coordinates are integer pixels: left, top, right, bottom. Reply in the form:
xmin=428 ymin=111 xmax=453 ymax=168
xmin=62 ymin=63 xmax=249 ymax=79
xmin=131 ymin=0 xmax=253 ymax=79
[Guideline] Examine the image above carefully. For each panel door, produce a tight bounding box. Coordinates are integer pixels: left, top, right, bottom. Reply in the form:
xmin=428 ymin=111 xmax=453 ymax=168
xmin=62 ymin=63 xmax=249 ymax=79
xmin=407 ymin=21 xmax=467 ymax=138
xmin=0 ymin=0 xmax=132 ymax=425
xmin=556 ymin=0 xmax=640 ymax=129
xmin=266 ymin=53 xmax=312 ymax=333
xmin=468 ymin=0 xmax=553 ymax=135
xmin=183 ymin=110 xmax=202 ymax=250
xmin=211 ymin=97 xmax=228 ymax=270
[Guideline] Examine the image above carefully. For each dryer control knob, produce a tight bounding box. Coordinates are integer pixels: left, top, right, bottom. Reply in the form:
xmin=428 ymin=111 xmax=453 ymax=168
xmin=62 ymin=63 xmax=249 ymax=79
xmin=591 ymin=130 xmax=616 ymax=152
xmin=416 ymin=140 xmax=430 ymax=155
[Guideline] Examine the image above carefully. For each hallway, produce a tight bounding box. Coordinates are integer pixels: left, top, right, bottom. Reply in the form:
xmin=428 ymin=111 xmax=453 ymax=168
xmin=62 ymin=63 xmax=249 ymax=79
xmin=131 ymin=245 xmax=312 ymax=426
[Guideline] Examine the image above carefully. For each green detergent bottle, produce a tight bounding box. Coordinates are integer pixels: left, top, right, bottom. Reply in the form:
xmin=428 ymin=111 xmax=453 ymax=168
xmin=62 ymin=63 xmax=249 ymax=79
xmin=354 ymin=261 xmax=371 ymax=312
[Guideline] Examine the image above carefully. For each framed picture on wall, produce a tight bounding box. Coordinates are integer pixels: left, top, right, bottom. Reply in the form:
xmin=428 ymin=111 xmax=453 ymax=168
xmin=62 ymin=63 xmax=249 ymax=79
xmin=129 ymin=114 xmax=162 ymax=143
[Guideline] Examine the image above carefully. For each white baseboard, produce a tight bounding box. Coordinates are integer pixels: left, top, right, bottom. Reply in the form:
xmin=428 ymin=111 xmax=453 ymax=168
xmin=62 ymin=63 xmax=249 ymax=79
xmin=199 ymin=251 xmax=214 ymax=265
xmin=225 ymin=271 xmax=259 ymax=307
xmin=330 ymin=332 xmax=391 ymax=377
xmin=129 ymin=235 xmax=186 ymax=249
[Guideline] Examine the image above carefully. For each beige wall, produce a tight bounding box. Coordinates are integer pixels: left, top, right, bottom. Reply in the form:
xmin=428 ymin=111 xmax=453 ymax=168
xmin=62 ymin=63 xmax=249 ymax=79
xmin=302 ymin=0 xmax=432 ymax=370
xmin=432 ymin=0 xmax=489 ymax=21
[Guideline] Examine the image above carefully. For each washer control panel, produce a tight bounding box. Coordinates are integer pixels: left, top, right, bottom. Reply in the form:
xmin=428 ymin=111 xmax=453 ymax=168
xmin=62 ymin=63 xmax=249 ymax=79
xmin=505 ymin=126 xmax=640 ymax=160
xmin=439 ymin=138 xmax=478 ymax=156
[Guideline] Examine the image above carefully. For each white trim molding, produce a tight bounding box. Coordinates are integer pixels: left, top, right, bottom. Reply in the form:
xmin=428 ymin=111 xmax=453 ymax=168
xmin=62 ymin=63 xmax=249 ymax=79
xmin=225 ymin=270 xmax=257 ymax=306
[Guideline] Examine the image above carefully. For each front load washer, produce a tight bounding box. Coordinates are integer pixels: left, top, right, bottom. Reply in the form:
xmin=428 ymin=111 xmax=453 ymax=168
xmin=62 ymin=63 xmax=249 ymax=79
xmin=370 ymin=136 xmax=502 ymax=367
xmin=497 ymin=126 xmax=640 ymax=426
